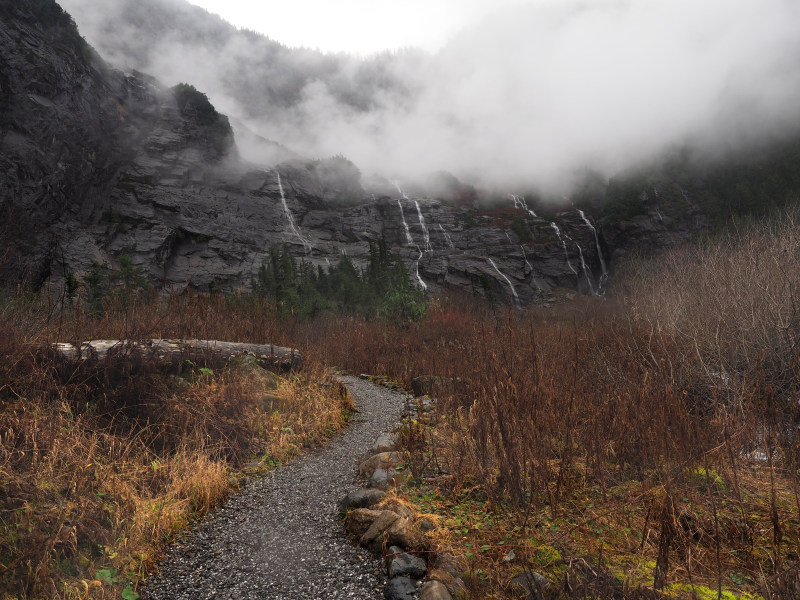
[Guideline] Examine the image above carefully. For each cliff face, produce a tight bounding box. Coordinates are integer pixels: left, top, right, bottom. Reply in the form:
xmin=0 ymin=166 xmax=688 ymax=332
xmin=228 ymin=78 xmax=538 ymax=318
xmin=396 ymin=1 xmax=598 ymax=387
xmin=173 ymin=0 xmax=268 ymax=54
xmin=0 ymin=0 xmax=609 ymax=306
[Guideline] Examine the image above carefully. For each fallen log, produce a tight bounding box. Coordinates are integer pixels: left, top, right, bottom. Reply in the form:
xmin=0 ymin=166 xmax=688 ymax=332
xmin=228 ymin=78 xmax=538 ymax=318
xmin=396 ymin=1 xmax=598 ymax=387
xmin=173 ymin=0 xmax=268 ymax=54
xmin=52 ymin=339 xmax=302 ymax=371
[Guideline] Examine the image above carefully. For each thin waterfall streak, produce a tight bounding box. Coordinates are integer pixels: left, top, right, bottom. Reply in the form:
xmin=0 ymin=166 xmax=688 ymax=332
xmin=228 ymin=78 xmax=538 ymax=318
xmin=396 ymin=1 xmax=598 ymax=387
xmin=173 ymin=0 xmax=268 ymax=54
xmin=439 ymin=224 xmax=455 ymax=249
xmin=577 ymin=209 xmax=608 ymax=286
xmin=396 ymin=199 xmax=414 ymax=245
xmin=277 ymin=171 xmax=312 ymax=253
xmin=550 ymin=222 xmax=577 ymax=276
xmin=415 ymin=246 xmax=428 ymax=291
xmin=575 ymin=242 xmax=596 ymax=295
xmin=488 ymin=257 xmax=518 ymax=302
xmin=414 ymin=200 xmax=432 ymax=251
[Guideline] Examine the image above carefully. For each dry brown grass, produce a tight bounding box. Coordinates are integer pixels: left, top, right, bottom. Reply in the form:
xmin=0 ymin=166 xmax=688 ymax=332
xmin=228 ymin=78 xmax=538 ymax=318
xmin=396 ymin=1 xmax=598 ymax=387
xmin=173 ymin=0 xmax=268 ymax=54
xmin=0 ymin=298 xmax=350 ymax=600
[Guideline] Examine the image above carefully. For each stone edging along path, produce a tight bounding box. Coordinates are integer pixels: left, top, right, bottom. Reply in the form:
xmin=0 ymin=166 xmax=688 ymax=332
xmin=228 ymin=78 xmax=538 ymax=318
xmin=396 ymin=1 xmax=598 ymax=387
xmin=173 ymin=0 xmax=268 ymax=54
xmin=142 ymin=374 xmax=459 ymax=600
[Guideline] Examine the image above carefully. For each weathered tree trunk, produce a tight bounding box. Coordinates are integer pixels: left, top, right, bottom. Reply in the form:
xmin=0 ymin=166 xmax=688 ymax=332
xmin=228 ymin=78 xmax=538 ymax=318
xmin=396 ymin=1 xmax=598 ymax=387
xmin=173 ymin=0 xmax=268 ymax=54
xmin=52 ymin=339 xmax=302 ymax=371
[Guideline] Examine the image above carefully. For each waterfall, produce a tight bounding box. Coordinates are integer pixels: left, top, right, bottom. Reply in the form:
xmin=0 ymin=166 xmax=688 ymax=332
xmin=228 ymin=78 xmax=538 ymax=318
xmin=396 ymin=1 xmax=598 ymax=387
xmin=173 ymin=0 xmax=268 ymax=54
xmin=577 ymin=209 xmax=608 ymax=288
xmin=394 ymin=182 xmax=428 ymax=292
xmin=510 ymin=194 xmax=537 ymax=218
xmin=396 ymin=200 xmax=414 ymax=245
xmin=575 ymin=242 xmax=596 ymax=295
xmin=550 ymin=222 xmax=577 ymax=276
xmin=393 ymin=181 xmax=409 ymax=200
xmin=488 ymin=258 xmax=518 ymax=303
xmin=414 ymin=201 xmax=432 ymax=251
xmin=276 ymin=171 xmax=312 ymax=253
xmin=439 ymin=224 xmax=455 ymax=249
xmin=520 ymin=245 xmax=532 ymax=273
xmin=415 ymin=247 xmax=428 ymax=291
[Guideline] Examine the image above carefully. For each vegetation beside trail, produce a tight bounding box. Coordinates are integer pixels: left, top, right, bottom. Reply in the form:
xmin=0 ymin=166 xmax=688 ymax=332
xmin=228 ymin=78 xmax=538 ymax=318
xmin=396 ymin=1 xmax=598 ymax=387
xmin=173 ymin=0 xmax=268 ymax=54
xmin=4 ymin=213 xmax=800 ymax=599
xmin=0 ymin=296 xmax=352 ymax=600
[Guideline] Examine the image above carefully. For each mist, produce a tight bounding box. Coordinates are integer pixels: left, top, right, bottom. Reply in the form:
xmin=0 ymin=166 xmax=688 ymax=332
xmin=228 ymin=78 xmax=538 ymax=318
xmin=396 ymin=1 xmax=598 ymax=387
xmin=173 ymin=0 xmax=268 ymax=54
xmin=60 ymin=0 xmax=800 ymax=192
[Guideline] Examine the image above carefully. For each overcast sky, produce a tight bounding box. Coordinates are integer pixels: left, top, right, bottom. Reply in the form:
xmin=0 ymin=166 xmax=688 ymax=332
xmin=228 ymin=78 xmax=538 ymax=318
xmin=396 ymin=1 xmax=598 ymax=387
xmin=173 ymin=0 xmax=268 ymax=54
xmin=185 ymin=0 xmax=523 ymax=54
xmin=60 ymin=0 xmax=800 ymax=190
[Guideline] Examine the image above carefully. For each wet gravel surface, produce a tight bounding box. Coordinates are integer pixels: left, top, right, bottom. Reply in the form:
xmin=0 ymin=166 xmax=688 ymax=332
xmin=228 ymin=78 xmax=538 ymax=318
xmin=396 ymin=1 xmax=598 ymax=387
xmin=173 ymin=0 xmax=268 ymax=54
xmin=143 ymin=376 xmax=407 ymax=600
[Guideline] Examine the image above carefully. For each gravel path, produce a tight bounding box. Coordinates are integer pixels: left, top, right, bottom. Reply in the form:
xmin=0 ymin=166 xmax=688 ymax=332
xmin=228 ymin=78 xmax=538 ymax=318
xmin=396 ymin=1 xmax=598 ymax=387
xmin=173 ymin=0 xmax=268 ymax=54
xmin=143 ymin=375 xmax=408 ymax=600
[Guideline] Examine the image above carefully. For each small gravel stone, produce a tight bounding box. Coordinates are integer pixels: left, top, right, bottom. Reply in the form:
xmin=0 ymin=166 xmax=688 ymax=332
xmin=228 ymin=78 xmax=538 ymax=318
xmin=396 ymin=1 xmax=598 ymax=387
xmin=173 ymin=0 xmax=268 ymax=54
xmin=143 ymin=376 xmax=407 ymax=600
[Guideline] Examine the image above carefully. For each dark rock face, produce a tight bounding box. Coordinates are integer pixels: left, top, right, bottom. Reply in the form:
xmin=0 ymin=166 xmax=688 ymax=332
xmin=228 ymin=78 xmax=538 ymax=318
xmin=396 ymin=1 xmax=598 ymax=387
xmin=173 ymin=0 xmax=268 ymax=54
xmin=0 ymin=0 xmax=610 ymax=305
xmin=384 ymin=577 xmax=417 ymax=600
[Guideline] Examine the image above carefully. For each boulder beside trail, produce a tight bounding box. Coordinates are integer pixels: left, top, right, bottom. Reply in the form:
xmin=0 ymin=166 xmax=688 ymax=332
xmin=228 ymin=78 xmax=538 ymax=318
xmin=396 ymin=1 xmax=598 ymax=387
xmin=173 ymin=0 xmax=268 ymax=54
xmin=359 ymin=452 xmax=402 ymax=476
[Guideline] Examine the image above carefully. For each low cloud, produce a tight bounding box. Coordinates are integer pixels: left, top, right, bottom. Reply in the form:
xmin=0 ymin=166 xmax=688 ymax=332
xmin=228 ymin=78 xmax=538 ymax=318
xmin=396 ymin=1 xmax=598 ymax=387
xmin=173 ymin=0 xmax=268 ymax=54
xmin=61 ymin=0 xmax=800 ymax=192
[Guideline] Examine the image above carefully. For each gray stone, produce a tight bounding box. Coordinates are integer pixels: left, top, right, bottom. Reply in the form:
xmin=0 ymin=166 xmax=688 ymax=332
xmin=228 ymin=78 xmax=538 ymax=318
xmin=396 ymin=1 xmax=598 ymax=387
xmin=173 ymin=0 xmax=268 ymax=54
xmin=338 ymin=488 xmax=385 ymax=513
xmin=419 ymin=519 xmax=435 ymax=532
xmin=369 ymin=467 xmax=392 ymax=490
xmin=359 ymin=452 xmax=402 ymax=476
xmin=360 ymin=511 xmax=400 ymax=550
xmin=389 ymin=552 xmax=427 ymax=579
xmin=510 ymin=571 xmax=555 ymax=600
xmin=373 ymin=432 xmax=398 ymax=453
xmin=419 ymin=581 xmax=452 ymax=600
xmin=344 ymin=508 xmax=384 ymax=538
xmin=384 ymin=577 xmax=417 ymax=600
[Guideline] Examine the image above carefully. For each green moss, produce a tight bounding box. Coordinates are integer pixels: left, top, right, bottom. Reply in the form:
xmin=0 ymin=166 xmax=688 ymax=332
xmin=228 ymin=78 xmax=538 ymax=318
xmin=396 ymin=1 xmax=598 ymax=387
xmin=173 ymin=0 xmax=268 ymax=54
xmin=690 ymin=467 xmax=727 ymax=493
xmin=665 ymin=583 xmax=763 ymax=600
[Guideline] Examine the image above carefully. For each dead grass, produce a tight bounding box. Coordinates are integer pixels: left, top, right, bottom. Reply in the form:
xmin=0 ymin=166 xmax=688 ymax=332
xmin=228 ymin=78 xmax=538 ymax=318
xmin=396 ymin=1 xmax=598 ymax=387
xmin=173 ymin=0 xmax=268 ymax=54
xmin=0 ymin=299 xmax=351 ymax=600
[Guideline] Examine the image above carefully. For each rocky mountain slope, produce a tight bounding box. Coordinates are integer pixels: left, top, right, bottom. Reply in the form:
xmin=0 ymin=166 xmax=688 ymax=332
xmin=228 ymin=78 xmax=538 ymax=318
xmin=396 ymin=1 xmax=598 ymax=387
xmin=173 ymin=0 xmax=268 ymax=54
xmin=0 ymin=0 xmax=614 ymax=306
xmin=3 ymin=0 xmax=800 ymax=307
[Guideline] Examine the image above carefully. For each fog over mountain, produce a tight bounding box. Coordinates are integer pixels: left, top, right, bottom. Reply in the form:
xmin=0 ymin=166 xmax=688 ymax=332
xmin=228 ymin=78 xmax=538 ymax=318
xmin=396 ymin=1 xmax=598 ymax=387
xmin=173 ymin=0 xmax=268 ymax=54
xmin=59 ymin=0 xmax=800 ymax=192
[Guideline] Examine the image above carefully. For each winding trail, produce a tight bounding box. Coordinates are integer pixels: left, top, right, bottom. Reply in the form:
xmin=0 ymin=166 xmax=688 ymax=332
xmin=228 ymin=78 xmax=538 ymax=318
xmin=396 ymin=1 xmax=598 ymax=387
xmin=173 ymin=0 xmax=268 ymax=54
xmin=144 ymin=376 xmax=408 ymax=600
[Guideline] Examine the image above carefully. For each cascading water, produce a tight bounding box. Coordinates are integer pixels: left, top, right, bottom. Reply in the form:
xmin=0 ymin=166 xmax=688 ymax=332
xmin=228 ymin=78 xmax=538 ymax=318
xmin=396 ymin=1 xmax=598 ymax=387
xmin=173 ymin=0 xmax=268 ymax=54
xmin=575 ymin=243 xmax=596 ymax=295
xmin=415 ymin=247 xmax=428 ymax=291
xmin=439 ymin=224 xmax=455 ymax=249
xmin=414 ymin=201 xmax=432 ymax=251
xmin=396 ymin=199 xmax=414 ymax=245
xmin=488 ymin=258 xmax=518 ymax=304
xmin=550 ymin=222 xmax=577 ymax=277
xmin=520 ymin=245 xmax=532 ymax=273
xmin=276 ymin=171 xmax=312 ymax=253
xmin=577 ymin=209 xmax=608 ymax=289
xmin=393 ymin=182 xmax=427 ymax=291
xmin=510 ymin=194 xmax=537 ymax=218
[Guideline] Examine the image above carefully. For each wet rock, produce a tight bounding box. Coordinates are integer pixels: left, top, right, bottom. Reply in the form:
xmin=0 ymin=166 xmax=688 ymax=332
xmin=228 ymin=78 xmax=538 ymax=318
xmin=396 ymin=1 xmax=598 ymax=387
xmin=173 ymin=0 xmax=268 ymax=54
xmin=373 ymin=432 xmax=398 ymax=453
xmin=388 ymin=551 xmax=427 ymax=579
xmin=428 ymin=569 xmax=466 ymax=596
xmin=419 ymin=519 xmax=435 ymax=532
xmin=344 ymin=508 xmax=384 ymax=539
xmin=419 ymin=580 xmax=452 ymax=600
xmin=369 ymin=467 xmax=392 ymax=490
xmin=384 ymin=576 xmax=417 ymax=600
xmin=384 ymin=517 xmax=421 ymax=551
xmin=359 ymin=452 xmax=402 ymax=476
xmin=380 ymin=498 xmax=415 ymax=520
xmin=510 ymin=571 xmax=556 ymax=600
xmin=360 ymin=511 xmax=401 ymax=550
xmin=338 ymin=488 xmax=385 ymax=513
